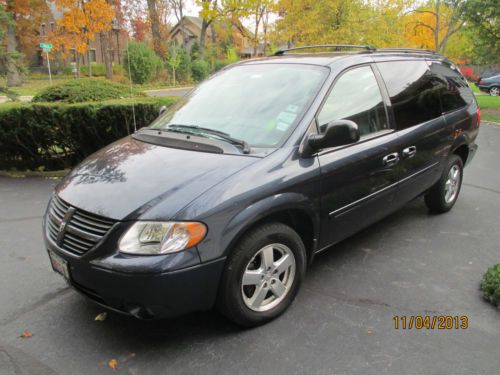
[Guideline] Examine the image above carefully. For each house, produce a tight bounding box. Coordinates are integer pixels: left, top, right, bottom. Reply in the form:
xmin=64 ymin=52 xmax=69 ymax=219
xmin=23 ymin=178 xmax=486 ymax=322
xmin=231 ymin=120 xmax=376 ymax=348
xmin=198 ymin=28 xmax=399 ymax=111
xmin=29 ymin=2 xmax=128 ymax=71
xmin=170 ymin=16 xmax=265 ymax=58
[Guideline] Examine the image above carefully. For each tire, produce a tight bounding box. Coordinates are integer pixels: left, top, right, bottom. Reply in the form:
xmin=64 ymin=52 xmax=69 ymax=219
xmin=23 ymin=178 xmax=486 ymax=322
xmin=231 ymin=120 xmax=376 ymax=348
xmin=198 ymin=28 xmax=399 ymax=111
xmin=425 ymin=154 xmax=463 ymax=213
xmin=489 ymin=86 xmax=500 ymax=96
xmin=217 ymin=222 xmax=306 ymax=327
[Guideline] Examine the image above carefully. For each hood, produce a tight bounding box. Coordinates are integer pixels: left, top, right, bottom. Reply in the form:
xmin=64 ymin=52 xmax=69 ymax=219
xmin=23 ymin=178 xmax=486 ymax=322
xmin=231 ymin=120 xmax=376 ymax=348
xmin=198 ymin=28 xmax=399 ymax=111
xmin=56 ymin=136 xmax=258 ymax=220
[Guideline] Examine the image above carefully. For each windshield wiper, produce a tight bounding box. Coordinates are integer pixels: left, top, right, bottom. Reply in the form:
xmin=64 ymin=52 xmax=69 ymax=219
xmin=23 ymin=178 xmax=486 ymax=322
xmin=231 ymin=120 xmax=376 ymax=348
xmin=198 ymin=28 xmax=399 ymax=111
xmin=165 ymin=124 xmax=250 ymax=154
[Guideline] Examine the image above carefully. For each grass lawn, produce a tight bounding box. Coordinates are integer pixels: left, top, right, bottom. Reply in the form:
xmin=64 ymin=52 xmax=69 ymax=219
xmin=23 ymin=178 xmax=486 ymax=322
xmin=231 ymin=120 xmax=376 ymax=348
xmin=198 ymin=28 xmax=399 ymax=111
xmin=476 ymin=95 xmax=500 ymax=123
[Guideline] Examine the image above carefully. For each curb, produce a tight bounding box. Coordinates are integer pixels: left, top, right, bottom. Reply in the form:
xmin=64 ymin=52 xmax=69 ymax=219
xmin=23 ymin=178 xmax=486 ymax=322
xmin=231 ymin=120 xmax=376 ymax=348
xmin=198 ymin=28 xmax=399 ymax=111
xmin=0 ymin=169 xmax=69 ymax=178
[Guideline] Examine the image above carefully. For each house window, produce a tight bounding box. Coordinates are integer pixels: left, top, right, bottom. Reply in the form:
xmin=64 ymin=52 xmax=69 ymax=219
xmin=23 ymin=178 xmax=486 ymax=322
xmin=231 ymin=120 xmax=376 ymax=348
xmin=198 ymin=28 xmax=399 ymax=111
xmin=50 ymin=22 xmax=55 ymax=32
xmin=41 ymin=23 xmax=46 ymax=37
xmin=70 ymin=49 xmax=77 ymax=63
xmin=89 ymin=49 xmax=96 ymax=62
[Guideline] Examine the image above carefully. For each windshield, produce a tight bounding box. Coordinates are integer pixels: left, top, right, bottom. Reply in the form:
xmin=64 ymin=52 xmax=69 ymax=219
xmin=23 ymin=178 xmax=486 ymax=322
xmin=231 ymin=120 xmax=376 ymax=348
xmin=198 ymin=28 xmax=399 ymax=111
xmin=150 ymin=64 xmax=328 ymax=148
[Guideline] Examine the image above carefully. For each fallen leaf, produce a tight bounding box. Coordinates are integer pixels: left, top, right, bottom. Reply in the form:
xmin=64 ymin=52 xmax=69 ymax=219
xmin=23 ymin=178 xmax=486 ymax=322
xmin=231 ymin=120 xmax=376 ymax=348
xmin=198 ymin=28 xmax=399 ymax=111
xmin=20 ymin=330 xmax=33 ymax=338
xmin=108 ymin=359 xmax=118 ymax=370
xmin=95 ymin=312 xmax=107 ymax=322
xmin=367 ymin=330 xmax=373 ymax=335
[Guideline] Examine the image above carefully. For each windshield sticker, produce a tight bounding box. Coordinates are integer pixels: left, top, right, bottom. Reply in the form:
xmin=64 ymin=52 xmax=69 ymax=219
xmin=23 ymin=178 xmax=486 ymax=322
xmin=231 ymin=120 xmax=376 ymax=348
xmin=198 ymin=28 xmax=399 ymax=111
xmin=286 ymin=104 xmax=299 ymax=113
xmin=276 ymin=121 xmax=290 ymax=132
xmin=276 ymin=111 xmax=297 ymax=125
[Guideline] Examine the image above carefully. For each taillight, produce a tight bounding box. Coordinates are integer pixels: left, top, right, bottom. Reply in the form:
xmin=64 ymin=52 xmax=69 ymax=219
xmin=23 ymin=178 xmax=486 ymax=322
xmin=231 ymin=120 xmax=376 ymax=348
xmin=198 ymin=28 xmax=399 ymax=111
xmin=479 ymin=80 xmax=484 ymax=86
xmin=476 ymin=107 xmax=481 ymax=127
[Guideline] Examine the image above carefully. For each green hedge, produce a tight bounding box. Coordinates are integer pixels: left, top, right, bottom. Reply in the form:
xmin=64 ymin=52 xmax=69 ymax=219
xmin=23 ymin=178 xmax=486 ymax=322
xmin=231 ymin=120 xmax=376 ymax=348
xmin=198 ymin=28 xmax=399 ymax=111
xmin=0 ymin=97 xmax=177 ymax=171
xmin=32 ymin=79 xmax=141 ymax=103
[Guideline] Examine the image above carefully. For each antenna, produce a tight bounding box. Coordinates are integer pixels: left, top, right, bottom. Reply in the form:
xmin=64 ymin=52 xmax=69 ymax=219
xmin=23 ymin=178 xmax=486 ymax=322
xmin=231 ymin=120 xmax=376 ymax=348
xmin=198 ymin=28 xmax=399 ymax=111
xmin=126 ymin=40 xmax=137 ymax=133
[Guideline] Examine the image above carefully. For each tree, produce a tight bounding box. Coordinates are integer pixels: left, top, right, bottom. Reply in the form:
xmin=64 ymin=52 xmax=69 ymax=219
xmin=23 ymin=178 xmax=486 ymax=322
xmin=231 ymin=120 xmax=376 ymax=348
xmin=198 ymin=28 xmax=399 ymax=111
xmin=275 ymin=0 xmax=406 ymax=48
xmin=50 ymin=0 xmax=115 ymax=77
xmin=405 ymin=0 xmax=466 ymax=54
xmin=0 ymin=0 xmax=49 ymax=86
xmin=169 ymin=0 xmax=187 ymax=49
xmin=166 ymin=45 xmax=182 ymax=86
xmin=197 ymin=0 xmax=217 ymax=57
xmin=460 ymin=0 xmax=500 ymax=64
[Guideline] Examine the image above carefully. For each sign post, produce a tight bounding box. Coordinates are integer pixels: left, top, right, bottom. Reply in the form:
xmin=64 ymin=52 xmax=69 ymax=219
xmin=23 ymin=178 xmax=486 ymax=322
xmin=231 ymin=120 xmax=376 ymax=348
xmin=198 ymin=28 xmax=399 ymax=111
xmin=39 ymin=43 xmax=53 ymax=85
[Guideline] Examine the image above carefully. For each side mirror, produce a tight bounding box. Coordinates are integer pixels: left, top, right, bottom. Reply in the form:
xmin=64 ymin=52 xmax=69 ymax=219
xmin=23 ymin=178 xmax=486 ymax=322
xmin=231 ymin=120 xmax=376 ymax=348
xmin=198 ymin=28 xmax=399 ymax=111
xmin=159 ymin=106 xmax=168 ymax=116
xmin=307 ymin=120 xmax=360 ymax=152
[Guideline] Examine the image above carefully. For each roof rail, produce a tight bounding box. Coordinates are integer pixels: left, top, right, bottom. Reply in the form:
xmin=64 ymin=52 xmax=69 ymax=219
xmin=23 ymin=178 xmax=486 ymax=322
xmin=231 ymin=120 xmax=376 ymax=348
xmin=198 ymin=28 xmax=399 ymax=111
xmin=375 ymin=48 xmax=437 ymax=54
xmin=274 ymin=44 xmax=375 ymax=56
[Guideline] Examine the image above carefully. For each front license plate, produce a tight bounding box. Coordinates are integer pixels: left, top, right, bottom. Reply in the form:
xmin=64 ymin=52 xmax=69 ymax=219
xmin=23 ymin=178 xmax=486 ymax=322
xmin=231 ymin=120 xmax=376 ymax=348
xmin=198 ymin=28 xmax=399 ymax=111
xmin=48 ymin=250 xmax=70 ymax=281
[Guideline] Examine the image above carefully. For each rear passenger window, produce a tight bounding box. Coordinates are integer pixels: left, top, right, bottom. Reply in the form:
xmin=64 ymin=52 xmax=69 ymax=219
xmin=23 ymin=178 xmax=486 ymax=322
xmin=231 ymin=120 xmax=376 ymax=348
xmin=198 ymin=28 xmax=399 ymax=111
xmin=428 ymin=61 xmax=473 ymax=112
xmin=317 ymin=66 xmax=388 ymax=137
xmin=377 ymin=61 xmax=442 ymax=129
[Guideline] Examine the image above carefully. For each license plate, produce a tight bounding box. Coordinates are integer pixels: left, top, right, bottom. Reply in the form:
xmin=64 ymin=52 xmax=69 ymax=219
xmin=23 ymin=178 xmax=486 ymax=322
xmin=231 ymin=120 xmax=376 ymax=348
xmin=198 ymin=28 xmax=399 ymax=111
xmin=48 ymin=250 xmax=70 ymax=281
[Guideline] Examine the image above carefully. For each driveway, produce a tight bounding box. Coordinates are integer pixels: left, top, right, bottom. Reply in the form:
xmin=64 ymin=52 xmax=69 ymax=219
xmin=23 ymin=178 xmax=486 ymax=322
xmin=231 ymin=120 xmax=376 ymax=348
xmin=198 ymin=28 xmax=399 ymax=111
xmin=0 ymin=124 xmax=499 ymax=375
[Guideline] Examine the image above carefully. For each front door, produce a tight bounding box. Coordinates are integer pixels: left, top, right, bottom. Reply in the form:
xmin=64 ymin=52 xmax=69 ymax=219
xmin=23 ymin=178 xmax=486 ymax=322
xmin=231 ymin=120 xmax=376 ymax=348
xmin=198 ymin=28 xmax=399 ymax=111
xmin=316 ymin=65 xmax=401 ymax=249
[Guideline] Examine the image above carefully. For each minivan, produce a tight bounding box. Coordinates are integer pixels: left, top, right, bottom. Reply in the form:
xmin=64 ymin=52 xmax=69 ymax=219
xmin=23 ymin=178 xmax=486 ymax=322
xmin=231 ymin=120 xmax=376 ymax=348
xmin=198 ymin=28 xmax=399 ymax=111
xmin=43 ymin=45 xmax=480 ymax=327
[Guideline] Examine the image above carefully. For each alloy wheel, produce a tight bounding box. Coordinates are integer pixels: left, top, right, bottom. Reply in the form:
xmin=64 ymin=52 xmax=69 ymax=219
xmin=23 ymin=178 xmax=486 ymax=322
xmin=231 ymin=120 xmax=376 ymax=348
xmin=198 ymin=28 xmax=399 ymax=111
xmin=444 ymin=164 xmax=461 ymax=204
xmin=241 ymin=243 xmax=296 ymax=312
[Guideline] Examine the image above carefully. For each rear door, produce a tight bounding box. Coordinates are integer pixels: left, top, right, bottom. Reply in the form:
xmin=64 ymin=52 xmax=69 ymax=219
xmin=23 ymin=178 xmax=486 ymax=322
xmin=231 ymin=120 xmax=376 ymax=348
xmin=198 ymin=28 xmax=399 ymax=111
xmin=316 ymin=65 xmax=401 ymax=248
xmin=375 ymin=60 xmax=449 ymax=204
xmin=428 ymin=60 xmax=477 ymax=141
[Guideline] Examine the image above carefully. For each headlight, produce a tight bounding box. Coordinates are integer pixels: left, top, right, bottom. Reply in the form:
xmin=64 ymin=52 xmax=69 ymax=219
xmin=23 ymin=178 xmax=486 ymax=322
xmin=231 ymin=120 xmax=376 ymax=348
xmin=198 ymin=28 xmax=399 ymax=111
xmin=119 ymin=221 xmax=207 ymax=255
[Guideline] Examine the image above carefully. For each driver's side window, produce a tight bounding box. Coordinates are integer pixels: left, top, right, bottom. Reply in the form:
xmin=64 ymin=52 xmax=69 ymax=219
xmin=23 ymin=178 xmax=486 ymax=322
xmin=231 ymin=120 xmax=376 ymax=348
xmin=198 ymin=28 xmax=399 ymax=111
xmin=317 ymin=66 xmax=389 ymax=136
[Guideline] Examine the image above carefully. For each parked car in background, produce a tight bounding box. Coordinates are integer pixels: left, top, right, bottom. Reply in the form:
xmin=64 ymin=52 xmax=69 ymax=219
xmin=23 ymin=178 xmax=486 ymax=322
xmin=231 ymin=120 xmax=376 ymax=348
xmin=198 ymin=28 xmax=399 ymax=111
xmin=477 ymin=74 xmax=500 ymax=96
xmin=43 ymin=46 xmax=480 ymax=327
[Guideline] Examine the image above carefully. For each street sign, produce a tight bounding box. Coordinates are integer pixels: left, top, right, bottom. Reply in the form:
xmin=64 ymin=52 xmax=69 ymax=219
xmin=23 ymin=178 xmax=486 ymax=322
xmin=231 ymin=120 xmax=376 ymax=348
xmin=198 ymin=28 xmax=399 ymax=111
xmin=39 ymin=43 xmax=53 ymax=85
xmin=40 ymin=43 xmax=53 ymax=52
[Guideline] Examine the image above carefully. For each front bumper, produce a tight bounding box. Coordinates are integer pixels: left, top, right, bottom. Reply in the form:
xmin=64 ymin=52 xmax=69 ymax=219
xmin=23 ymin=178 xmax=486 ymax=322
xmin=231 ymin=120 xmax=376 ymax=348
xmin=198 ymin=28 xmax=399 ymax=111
xmin=46 ymin=242 xmax=226 ymax=319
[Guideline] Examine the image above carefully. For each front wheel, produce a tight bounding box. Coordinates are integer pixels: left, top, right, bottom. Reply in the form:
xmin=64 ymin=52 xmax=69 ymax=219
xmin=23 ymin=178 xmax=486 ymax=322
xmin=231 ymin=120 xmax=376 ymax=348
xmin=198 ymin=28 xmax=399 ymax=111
xmin=217 ymin=223 xmax=306 ymax=327
xmin=425 ymin=155 xmax=463 ymax=213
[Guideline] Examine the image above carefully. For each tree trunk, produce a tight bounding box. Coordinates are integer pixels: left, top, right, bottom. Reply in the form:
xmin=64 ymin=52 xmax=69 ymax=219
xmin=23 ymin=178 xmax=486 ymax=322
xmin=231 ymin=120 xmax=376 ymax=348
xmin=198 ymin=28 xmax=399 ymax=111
xmin=101 ymin=32 xmax=113 ymax=79
xmin=178 ymin=3 xmax=187 ymax=49
xmin=253 ymin=10 xmax=260 ymax=57
xmin=210 ymin=24 xmax=216 ymax=44
xmin=263 ymin=11 xmax=269 ymax=56
xmin=434 ymin=0 xmax=440 ymax=53
xmin=200 ymin=19 xmax=210 ymax=58
xmin=6 ymin=21 xmax=22 ymax=87
xmin=147 ymin=0 xmax=163 ymax=57
xmin=76 ymin=53 xmax=81 ymax=78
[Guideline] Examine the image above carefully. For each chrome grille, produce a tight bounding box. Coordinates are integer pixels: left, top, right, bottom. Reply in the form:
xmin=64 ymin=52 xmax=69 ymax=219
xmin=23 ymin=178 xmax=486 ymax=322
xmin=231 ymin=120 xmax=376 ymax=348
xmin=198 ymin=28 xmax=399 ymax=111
xmin=46 ymin=195 xmax=116 ymax=256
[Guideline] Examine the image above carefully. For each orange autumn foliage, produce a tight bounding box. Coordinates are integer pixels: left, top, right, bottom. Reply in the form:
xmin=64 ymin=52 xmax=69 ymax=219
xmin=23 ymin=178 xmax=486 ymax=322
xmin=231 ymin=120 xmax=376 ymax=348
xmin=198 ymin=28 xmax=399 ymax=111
xmin=49 ymin=0 xmax=115 ymax=57
xmin=2 ymin=0 xmax=50 ymax=58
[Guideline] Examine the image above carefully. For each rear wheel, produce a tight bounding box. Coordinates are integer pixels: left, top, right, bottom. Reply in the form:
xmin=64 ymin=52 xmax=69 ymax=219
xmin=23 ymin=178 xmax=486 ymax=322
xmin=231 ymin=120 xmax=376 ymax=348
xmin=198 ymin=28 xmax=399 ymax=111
xmin=425 ymin=155 xmax=463 ymax=213
xmin=217 ymin=223 xmax=306 ymax=327
xmin=489 ymin=86 xmax=500 ymax=96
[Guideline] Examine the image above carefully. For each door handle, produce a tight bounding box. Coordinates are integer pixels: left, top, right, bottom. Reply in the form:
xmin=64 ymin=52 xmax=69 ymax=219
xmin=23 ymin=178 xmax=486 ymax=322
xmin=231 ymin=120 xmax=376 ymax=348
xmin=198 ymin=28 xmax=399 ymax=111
xmin=382 ymin=152 xmax=400 ymax=167
xmin=402 ymin=146 xmax=417 ymax=158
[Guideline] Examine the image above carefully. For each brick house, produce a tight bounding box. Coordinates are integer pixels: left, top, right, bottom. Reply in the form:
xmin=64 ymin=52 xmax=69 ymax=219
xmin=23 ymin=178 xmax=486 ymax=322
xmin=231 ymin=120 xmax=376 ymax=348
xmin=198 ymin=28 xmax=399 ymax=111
xmin=30 ymin=2 xmax=128 ymax=71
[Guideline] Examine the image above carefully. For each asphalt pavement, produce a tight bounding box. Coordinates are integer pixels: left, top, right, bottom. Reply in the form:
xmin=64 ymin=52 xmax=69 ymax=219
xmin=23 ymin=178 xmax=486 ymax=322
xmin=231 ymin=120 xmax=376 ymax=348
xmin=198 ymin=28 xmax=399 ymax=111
xmin=0 ymin=123 xmax=499 ymax=375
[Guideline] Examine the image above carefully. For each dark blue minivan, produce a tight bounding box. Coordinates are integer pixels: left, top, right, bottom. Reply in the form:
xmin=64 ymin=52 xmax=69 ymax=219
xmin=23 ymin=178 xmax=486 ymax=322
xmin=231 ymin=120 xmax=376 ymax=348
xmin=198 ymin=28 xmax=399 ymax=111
xmin=43 ymin=46 xmax=480 ymax=326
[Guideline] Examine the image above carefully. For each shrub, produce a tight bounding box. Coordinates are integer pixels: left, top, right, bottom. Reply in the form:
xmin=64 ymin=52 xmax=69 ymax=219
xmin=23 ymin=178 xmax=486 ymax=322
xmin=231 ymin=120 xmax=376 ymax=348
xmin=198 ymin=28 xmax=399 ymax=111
xmin=0 ymin=97 xmax=177 ymax=171
xmin=81 ymin=64 xmax=125 ymax=77
xmin=480 ymin=263 xmax=500 ymax=307
xmin=191 ymin=59 xmax=210 ymax=82
xmin=214 ymin=60 xmax=228 ymax=72
xmin=176 ymin=47 xmax=192 ymax=83
xmin=32 ymin=79 xmax=141 ymax=103
xmin=122 ymin=41 xmax=161 ymax=84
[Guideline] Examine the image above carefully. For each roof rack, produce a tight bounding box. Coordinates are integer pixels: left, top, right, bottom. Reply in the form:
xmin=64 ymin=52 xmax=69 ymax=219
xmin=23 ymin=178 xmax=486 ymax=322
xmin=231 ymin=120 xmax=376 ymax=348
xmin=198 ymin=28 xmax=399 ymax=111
xmin=372 ymin=48 xmax=437 ymax=54
xmin=274 ymin=44 xmax=375 ymax=56
xmin=274 ymin=45 xmax=439 ymax=57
